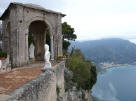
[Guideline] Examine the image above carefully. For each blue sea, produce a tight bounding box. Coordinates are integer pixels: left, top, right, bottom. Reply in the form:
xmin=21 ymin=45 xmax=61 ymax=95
xmin=92 ymin=65 xmax=136 ymax=101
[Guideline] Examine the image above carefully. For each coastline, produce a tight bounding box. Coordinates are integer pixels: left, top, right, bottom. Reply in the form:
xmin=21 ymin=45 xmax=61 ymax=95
xmin=99 ymin=62 xmax=136 ymax=69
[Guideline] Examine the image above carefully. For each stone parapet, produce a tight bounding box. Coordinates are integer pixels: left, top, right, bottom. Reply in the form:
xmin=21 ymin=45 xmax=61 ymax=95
xmin=0 ymin=61 xmax=65 ymax=101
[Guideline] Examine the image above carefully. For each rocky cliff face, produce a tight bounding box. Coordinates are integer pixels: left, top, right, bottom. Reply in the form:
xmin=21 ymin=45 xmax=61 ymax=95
xmin=62 ymin=88 xmax=93 ymax=101
xmin=57 ymin=67 xmax=93 ymax=101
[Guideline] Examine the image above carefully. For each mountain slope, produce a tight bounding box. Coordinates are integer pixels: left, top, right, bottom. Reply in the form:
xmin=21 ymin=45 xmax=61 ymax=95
xmin=69 ymin=38 xmax=136 ymax=65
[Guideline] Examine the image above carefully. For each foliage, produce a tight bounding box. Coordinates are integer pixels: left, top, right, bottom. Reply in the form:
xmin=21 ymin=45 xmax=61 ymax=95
xmin=28 ymin=34 xmax=34 ymax=47
xmin=65 ymin=53 xmax=69 ymax=57
xmin=45 ymin=29 xmax=50 ymax=46
xmin=62 ymin=22 xmax=77 ymax=40
xmin=57 ymin=55 xmax=65 ymax=58
xmin=56 ymin=86 xmax=60 ymax=95
xmin=70 ymin=48 xmax=85 ymax=60
xmin=63 ymin=49 xmax=68 ymax=56
xmin=62 ymin=22 xmax=77 ymax=52
xmin=63 ymin=40 xmax=70 ymax=51
xmin=0 ymin=23 xmax=2 ymax=35
xmin=66 ymin=49 xmax=97 ymax=90
xmin=0 ymin=50 xmax=7 ymax=58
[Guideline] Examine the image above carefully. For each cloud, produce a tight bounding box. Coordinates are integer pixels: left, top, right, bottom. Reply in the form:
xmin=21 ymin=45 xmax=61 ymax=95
xmin=1 ymin=0 xmax=136 ymax=42
xmin=61 ymin=0 xmax=136 ymax=42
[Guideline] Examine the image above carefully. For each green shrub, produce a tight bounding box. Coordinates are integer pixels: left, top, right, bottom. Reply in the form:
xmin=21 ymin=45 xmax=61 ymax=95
xmin=28 ymin=33 xmax=34 ymax=47
xmin=66 ymin=49 xmax=97 ymax=90
xmin=56 ymin=86 xmax=60 ymax=95
xmin=63 ymin=49 xmax=70 ymax=58
xmin=63 ymin=40 xmax=70 ymax=51
xmin=57 ymin=55 xmax=65 ymax=58
xmin=0 ymin=51 xmax=7 ymax=58
xmin=70 ymin=48 xmax=85 ymax=60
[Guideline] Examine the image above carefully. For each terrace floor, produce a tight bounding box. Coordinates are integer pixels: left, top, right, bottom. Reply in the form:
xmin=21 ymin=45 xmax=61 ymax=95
xmin=0 ymin=62 xmax=56 ymax=94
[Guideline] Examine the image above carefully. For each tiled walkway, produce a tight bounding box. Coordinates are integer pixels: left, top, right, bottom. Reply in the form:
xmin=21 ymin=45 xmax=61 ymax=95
xmin=0 ymin=63 xmax=45 ymax=94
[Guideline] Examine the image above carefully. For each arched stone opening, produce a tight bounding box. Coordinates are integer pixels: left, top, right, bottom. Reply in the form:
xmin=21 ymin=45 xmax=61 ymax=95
xmin=28 ymin=20 xmax=51 ymax=61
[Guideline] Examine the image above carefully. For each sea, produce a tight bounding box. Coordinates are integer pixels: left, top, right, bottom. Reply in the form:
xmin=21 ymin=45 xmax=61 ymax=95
xmin=92 ymin=65 xmax=136 ymax=101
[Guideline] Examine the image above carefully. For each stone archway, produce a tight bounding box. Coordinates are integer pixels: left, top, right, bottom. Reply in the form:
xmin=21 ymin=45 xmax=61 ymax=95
xmin=0 ymin=3 xmax=64 ymax=67
xmin=29 ymin=20 xmax=47 ymax=61
xmin=26 ymin=17 xmax=55 ymax=61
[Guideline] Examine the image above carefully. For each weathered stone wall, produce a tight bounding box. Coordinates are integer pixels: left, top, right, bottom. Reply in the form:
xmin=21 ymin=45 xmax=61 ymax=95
xmin=0 ymin=61 xmax=65 ymax=101
xmin=63 ymin=88 xmax=93 ymax=101
xmin=56 ymin=61 xmax=65 ymax=99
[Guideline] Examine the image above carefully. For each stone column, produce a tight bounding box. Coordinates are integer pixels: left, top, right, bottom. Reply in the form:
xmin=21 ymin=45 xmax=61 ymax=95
xmin=25 ymin=29 xmax=29 ymax=63
xmin=50 ymin=35 xmax=54 ymax=60
xmin=57 ymin=34 xmax=63 ymax=55
xmin=57 ymin=15 xmax=63 ymax=56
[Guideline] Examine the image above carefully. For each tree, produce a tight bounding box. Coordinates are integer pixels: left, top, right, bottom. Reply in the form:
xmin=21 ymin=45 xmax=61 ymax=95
xmin=62 ymin=22 xmax=77 ymax=40
xmin=66 ymin=49 xmax=97 ymax=90
xmin=0 ymin=23 xmax=2 ymax=35
xmin=62 ymin=22 xmax=77 ymax=52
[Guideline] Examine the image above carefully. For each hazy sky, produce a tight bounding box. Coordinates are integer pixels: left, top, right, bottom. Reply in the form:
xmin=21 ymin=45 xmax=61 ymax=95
xmin=0 ymin=0 xmax=136 ymax=43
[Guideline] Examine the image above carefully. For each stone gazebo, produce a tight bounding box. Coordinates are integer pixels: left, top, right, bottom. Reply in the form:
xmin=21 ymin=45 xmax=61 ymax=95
xmin=0 ymin=2 xmax=65 ymax=67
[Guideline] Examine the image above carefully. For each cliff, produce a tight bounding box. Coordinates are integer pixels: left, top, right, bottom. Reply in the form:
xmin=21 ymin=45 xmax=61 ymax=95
xmin=59 ymin=67 xmax=93 ymax=101
xmin=0 ymin=61 xmax=93 ymax=101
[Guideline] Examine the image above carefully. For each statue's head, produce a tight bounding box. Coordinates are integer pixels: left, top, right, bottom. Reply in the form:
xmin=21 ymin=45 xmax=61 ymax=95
xmin=44 ymin=44 xmax=49 ymax=51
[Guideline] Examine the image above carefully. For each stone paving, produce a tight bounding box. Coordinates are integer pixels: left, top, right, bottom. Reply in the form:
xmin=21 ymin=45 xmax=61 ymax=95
xmin=0 ymin=62 xmax=47 ymax=94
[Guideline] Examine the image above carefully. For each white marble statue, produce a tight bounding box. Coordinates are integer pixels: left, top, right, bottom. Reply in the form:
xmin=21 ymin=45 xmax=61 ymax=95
xmin=43 ymin=44 xmax=51 ymax=68
xmin=29 ymin=43 xmax=35 ymax=59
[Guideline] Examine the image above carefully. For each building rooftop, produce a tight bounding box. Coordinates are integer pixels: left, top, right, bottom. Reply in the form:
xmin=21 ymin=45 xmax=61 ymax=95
xmin=0 ymin=2 xmax=65 ymax=20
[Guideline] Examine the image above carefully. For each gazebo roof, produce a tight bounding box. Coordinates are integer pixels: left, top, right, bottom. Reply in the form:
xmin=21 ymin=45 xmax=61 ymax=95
xmin=0 ymin=2 xmax=66 ymax=20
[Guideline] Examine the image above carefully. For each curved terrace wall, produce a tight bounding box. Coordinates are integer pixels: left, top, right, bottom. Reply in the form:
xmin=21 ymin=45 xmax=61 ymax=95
xmin=0 ymin=61 xmax=65 ymax=101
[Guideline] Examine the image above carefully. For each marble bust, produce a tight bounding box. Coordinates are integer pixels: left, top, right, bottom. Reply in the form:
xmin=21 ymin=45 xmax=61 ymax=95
xmin=41 ymin=44 xmax=51 ymax=71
